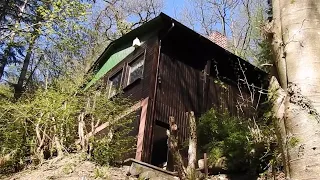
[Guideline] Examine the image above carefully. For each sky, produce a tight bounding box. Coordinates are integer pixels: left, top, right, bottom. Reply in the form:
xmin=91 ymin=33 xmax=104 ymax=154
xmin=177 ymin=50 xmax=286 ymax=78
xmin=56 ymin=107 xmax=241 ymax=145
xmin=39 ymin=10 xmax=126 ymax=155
xmin=91 ymin=0 xmax=188 ymax=25
xmin=163 ymin=0 xmax=186 ymax=19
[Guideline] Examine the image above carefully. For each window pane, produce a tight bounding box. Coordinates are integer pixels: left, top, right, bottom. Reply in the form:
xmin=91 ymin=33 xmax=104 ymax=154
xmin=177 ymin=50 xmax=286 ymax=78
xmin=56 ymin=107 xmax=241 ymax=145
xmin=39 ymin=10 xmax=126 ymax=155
xmin=128 ymin=57 xmax=144 ymax=84
xmin=109 ymin=70 xmax=122 ymax=97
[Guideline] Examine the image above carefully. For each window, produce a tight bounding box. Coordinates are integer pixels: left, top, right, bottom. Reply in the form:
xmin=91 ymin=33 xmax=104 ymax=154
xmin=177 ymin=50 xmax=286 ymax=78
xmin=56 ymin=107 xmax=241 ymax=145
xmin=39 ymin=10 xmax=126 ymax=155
xmin=127 ymin=55 xmax=144 ymax=85
xmin=108 ymin=70 xmax=122 ymax=98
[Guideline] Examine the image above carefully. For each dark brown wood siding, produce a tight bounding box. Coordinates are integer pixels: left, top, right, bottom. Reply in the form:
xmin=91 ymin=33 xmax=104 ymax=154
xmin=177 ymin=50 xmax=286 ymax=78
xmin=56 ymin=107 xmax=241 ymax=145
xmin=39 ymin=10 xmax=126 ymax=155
xmin=140 ymin=37 xmax=160 ymax=163
xmin=154 ymin=50 xmax=256 ymax=144
xmin=155 ymin=52 xmax=204 ymax=143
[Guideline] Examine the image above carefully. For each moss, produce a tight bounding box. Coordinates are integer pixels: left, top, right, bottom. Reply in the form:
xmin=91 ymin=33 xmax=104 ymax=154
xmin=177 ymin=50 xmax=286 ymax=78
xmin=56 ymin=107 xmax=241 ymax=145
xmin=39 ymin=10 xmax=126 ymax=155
xmin=288 ymin=137 xmax=299 ymax=148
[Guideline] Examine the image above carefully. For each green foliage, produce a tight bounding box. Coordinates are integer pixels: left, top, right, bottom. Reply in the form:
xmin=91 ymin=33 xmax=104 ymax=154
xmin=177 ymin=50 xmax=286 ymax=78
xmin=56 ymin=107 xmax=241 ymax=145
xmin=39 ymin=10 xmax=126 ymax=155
xmin=198 ymin=108 xmax=274 ymax=173
xmin=0 ymin=73 xmax=135 ymax=172
xmin=288 ymin=137 xmax=299 ymax=148
xmin=0 ymin=0 xmax=163 ymax=174
xmin=90 ymin=106 xmax=136 ymax=166
xmin=255 ymin=38 xmax=273 ymax=72
xmin=93 ymin=166 xmax=109 ymax=179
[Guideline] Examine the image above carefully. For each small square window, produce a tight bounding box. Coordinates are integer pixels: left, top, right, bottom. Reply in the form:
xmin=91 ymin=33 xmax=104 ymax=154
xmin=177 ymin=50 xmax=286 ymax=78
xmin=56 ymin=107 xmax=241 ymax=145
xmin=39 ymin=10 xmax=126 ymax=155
xmin=108 ymin=70 xmax=122 ymax=98
xmin=127 ymin=55 xmax=144 ymax=85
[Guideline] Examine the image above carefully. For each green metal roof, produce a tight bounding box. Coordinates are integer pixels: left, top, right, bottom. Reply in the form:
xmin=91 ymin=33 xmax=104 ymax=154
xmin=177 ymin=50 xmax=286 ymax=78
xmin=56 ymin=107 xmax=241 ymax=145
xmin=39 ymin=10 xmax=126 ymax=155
xmin=84 ymin=46 xmax=135 ymax=90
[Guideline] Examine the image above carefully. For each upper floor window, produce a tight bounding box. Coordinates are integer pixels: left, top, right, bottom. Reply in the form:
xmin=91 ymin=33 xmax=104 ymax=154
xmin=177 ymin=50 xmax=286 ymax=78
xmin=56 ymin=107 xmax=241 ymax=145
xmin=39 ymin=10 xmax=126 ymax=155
xmin=108 ymin=70 xmax=122 ymax=98
xmin=127 ymin=55 xmax=144 ymax=85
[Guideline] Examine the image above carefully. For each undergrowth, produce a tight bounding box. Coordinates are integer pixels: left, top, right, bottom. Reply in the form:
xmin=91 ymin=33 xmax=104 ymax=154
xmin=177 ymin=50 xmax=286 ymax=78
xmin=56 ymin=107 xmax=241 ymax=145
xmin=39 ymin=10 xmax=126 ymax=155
xmin=197 ymin=108 xmax=278 ymax=174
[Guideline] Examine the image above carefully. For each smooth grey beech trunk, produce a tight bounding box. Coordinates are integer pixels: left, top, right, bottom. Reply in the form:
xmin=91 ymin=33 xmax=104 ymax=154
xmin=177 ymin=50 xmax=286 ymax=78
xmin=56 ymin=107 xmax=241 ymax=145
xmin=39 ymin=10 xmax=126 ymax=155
xmin=270 ymin=0 xmax=320 ymax=179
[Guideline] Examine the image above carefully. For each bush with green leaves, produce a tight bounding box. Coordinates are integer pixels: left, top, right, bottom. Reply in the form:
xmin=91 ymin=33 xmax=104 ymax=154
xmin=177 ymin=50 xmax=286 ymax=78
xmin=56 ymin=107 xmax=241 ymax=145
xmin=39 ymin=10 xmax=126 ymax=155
xmin=0 ymin=75 xmax=135 ymax=173
xmin=90 ymin=121 xmax=135 ymax=165
xmin=197 ymin=108 xmax=274 ymax=173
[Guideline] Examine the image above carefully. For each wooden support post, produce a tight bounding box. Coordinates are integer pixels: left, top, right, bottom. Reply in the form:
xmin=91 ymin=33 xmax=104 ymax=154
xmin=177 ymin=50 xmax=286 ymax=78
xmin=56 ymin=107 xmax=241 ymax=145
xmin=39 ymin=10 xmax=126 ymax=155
xmin=135 ymin=98 xmax=149 ymax=160
xmin=204 ymin=153 xmax=208 ymax=178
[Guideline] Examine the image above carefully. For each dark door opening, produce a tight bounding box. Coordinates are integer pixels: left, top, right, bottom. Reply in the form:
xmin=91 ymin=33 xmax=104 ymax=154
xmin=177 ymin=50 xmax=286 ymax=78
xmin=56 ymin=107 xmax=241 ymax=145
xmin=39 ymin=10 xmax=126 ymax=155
xmin=151 ymin=121 xmax=169 ymax=169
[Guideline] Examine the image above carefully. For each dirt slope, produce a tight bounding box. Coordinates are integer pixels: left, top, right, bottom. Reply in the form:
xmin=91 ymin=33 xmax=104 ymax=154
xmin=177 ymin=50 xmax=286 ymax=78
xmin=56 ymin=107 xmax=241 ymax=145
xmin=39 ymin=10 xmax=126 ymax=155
xmin=1 ymin=154 xmax=133 ymax=180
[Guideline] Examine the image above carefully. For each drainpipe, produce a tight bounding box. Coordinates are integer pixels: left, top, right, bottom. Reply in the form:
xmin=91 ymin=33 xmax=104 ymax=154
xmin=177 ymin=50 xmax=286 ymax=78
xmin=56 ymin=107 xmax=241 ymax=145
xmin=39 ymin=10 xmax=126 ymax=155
xmin=149 ymin=22 xmax=175 ymax=163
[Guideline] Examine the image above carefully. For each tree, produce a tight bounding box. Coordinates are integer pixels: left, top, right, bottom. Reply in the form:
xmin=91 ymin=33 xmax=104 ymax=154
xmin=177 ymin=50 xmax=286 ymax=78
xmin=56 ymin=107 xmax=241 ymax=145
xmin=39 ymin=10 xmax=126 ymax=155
xmin=180 ymin=0 xmax=269 ymax=63
xmin=0 ymin=0 xmax=90 ymax=99
xmin=95 ymin=0 xmax=163 ymax=40
xmin=0 ymin=0 xmax=163 ymax=99
xmin=0 ymin=72 xmax=134 ymax=171
xmin=269 ymin=0 xmax=320 ymax=179
xmin=0 ymin=0 xmax=29 ymax=80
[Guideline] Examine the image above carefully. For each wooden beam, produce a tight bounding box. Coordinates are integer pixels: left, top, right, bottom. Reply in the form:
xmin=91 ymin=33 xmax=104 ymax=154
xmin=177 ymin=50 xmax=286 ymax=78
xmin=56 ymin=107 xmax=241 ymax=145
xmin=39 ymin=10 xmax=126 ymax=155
xmin=204 ymin=153 xmax=208 ymax=178
xmin=75 ymin=99 xmax=144 ymax=144
xmin=135 ymin=98 xmax=149 ymax=160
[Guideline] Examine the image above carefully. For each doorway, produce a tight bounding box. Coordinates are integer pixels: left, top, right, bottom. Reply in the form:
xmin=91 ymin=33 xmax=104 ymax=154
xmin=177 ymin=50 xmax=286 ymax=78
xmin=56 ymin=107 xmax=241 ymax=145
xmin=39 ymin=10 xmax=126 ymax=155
xmin=151 ymin=121 xmax=169 ymax=168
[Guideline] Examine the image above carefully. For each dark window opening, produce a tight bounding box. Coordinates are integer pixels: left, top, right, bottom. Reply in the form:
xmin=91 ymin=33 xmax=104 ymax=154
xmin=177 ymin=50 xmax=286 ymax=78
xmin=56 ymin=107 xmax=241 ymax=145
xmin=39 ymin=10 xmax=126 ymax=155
xmin=108 ymin=70 xmax=122 ymax=98
xmin=127 ymin=55 xmax=144 ymax=85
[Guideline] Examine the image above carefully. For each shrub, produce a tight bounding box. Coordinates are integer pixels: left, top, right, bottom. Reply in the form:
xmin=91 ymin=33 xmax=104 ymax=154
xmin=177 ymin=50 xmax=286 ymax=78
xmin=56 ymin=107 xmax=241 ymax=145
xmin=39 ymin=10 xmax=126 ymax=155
xmin=0 ymin=77 xmax=135 ymax=172
xmin=90 ymin=124 xmax=135 ymax=165
xmin=90 ymin=110 xmax=136 ymax=165
xmin=197 ymin=108 xmax=273 ymax=173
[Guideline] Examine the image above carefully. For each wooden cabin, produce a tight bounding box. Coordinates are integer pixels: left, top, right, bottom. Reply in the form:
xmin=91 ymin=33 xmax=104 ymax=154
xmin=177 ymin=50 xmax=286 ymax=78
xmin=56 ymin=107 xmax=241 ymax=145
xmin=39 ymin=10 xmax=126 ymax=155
xmin=87 ymin=13 xmax=268 ymax=170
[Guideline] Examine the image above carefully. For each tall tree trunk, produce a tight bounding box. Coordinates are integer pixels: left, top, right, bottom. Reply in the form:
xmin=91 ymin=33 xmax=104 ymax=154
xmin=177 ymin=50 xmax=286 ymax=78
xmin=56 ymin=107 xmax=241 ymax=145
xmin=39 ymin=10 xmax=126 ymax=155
xmin=0 ymin=0 xmax=28 ymax=81
xmin=0 ymin=47 xmax=10 ymax=80
xmin=52 ymin=117 xmax=64 ymax=157
xmin=270 ymin=0 xmax=320 ymax=179
xmin=15 ymin=31 xmax=38 ymax=98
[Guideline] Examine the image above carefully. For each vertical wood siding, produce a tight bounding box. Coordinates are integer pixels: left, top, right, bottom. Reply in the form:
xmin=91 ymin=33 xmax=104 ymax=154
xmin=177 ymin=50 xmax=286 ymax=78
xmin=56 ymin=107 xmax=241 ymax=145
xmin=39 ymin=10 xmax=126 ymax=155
xmin=141 ymin=38 xmax=159 ymax=163
xmin=154 ymin=51 xmax=258 ymax=146
xmin=155 ymin=52 xmax=203 ymax=143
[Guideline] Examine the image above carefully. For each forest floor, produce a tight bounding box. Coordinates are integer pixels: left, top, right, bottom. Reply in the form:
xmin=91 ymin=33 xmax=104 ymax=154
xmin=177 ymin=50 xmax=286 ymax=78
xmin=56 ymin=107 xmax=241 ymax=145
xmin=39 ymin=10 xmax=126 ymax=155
xmin=1 ymin=153 xmax=134 ymax=180
xmin=0 ymin=153 xmax=286 ymax=180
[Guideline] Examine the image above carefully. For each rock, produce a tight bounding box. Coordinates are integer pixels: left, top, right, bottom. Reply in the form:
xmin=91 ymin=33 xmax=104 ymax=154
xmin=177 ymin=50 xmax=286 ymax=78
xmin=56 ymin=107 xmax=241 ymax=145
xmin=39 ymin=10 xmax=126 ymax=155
xmin=198 ymin=159 xmax=204 ymax=170
xmin=139 ymin=171 xmax=157 ymax=179
xmin=129 ymin=163 xmax=143 ymax=176
xmin=123 ymin=165 xmax=131 ymax=175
